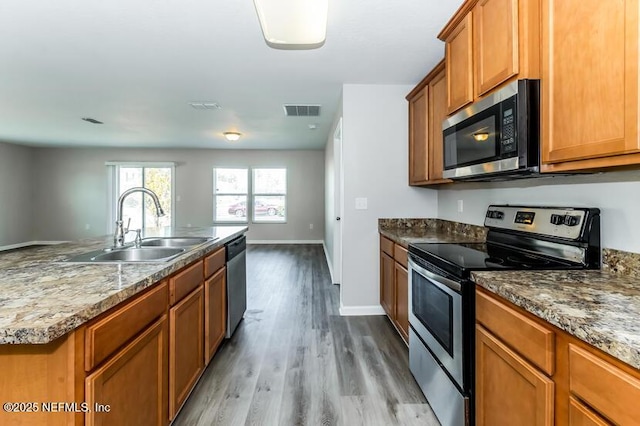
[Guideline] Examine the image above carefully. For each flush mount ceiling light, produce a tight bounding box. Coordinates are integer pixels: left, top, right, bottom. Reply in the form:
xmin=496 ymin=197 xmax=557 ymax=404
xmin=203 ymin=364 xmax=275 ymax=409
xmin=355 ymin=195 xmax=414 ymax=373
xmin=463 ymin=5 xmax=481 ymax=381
xmin=253 ymin=0 xmax=328 ymax=50
xmin=223 ymin=132 xmax=242 ymax=142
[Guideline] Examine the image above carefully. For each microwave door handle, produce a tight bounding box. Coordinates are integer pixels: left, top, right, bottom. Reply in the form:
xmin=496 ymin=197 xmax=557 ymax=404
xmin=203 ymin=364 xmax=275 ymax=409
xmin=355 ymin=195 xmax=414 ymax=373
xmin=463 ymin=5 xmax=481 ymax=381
xmin=409 ymin=259 xmax=462 ymax=293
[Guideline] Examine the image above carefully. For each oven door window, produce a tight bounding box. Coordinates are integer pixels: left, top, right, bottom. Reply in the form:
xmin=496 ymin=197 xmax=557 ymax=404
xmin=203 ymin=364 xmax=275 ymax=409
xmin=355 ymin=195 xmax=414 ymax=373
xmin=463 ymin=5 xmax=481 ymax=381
xmin=412 ymin=270 xmax=454 ymax=356
xmin=444 ymin=105 xmax=501 ymax=169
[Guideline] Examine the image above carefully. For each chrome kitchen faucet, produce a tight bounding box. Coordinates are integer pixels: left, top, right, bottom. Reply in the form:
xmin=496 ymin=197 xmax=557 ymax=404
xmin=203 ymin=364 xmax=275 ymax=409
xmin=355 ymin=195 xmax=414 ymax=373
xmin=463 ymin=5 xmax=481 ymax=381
xmin=113 ymin=187 xmax=165 ymax=248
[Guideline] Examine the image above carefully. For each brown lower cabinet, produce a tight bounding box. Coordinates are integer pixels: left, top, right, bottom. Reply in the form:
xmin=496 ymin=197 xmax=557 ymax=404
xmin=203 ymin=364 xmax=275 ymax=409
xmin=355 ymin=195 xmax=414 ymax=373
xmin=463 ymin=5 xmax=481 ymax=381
xmin=169 ymin=285 xmax=204 ymax=419
xmin=205 ymin=266 xmax=226 ymax=365
xmin=393 ymin=262 xmax=409 ymax=343
xmin=379 ymin=235 xmax=409 ymax=344
xmin=86 ymin=315 xmax=169 ymax=426
xmin=477 ymin=286 xmax=640 ymax=425
xmin=476 ymin=325 xmax=554 ymax=426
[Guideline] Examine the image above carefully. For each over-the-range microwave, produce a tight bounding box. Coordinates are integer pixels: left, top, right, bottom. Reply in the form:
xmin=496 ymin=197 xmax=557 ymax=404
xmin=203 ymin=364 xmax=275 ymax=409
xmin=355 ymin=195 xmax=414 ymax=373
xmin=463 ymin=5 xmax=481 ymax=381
xmin=442 ymin=79 xmax=540 ymax=181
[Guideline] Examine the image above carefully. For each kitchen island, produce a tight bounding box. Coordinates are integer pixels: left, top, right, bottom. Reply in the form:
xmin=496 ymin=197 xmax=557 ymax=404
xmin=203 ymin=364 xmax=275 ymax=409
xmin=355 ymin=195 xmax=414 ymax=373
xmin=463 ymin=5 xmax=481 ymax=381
xmin=0 ymin=225 xmax=246 ymax=425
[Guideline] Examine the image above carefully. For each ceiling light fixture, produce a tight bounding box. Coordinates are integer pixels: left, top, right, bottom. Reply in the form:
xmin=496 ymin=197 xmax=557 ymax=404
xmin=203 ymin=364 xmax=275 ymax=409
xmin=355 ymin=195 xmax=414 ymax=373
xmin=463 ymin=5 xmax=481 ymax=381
xmin=253 ymin=0 xmax=328 ymax=50
xmin=223 ymin=132 xmax=242 ymax=142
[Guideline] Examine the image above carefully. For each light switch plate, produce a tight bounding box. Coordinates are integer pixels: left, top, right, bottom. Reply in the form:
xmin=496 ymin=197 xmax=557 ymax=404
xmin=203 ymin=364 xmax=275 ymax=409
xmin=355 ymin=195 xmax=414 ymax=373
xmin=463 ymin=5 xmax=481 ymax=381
xmin=355 ymin=197 xmax=368 ymax=210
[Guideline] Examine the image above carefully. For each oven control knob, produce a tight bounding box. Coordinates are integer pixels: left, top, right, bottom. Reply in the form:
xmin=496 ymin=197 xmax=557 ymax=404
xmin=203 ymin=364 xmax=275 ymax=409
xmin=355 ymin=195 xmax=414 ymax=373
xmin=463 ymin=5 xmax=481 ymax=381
xmin=494 ymin=211 xmax=504 ymax=219
xmin=550 ymin=214 xmax=564 ymax=225
xmin=564 ymin=215 xmax=581 ymax=226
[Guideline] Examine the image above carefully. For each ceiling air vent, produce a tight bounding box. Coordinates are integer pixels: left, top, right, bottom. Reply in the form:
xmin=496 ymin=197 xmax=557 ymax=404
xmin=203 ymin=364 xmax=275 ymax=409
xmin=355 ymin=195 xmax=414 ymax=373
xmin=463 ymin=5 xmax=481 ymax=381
xmin=189 ymin=102 xmax=222 ymax=110
xmin=283 ymin=104 xmax=321 ymax=117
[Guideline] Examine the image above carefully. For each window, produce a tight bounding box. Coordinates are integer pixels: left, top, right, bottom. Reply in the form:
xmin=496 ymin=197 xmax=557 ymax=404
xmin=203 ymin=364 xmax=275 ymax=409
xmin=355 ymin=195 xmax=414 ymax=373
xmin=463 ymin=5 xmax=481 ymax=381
xmin=107 ymin=162 xmax=175 ymax=232
xmin=213 ymin=168 xmax=249 ymax=222
xmin=252 ymin=168 xmax=286 ymax=222
xmin=213 ymin=167 xmax=286 ymax=223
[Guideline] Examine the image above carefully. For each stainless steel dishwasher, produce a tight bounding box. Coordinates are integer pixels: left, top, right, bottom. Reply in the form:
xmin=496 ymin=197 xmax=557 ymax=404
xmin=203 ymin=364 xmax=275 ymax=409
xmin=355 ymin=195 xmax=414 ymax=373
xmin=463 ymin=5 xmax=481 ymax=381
xmin=225 ymin=235 xmax=246 ymax=338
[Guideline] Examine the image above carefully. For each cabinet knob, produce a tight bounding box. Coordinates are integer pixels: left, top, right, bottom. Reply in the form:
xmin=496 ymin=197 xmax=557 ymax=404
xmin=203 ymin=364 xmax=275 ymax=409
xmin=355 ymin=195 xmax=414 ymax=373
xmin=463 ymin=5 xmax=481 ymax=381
xmin=336 ymin=217 xmax=341 ymax=221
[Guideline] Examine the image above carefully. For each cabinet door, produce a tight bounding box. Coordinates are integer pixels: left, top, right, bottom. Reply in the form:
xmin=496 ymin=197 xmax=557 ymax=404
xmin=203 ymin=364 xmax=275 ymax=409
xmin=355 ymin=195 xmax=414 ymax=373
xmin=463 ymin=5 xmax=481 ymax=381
xmin=445 ymin=13 xmax=474 ymax=113
xmin=428 ymin=66 xmax=450 ymax=183
xmin=380 ymin=251 xmax=395 ymax=318
xmin=473 ymin=0 xmax=519 ymax=96
xmin=569 ymin=397 xmax=611 ymax=426
xmin=476 ymin=325 xmax=554 ymax=426
xmin=86 ymin=315 xmax=168 ymax=426
xmin=394 ymin=262 xmax=409 ymax=344
xmin=204 ymin=266 xmax=226 ymax=365
xmin=541 ymin=0 xmax=640 ymax=169
xmin=169 ymin=286 xmax=204 ymax=419
xmin=408 ymin=86 xmax=429 ymax=185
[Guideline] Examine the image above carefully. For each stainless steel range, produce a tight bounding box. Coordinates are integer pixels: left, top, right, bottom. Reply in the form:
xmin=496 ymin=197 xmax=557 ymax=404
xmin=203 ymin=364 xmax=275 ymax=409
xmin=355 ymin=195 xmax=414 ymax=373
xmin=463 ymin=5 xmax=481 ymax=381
xmin=408 ymin=205 xmax=601 ymax=426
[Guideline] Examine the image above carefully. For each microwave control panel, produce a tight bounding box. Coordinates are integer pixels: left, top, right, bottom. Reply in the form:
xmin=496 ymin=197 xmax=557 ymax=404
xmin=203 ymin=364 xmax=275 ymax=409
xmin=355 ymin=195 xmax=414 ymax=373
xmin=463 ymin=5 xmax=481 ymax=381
xmin=500 ymin=97 xmax=517 ymax=154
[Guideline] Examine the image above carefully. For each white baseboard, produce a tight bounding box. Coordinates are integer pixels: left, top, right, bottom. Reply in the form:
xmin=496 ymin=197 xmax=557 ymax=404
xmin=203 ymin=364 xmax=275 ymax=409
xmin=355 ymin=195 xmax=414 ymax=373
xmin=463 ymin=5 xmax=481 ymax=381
xmin=339 ymin=304 xmax=386 ymax=316
xmin=247 ymin=240 xmax=324 ymax=244
xmin=0 ymin=240 xmax=67 ymax=252
xmin=322 ymin=241 xmax=336 ymax=284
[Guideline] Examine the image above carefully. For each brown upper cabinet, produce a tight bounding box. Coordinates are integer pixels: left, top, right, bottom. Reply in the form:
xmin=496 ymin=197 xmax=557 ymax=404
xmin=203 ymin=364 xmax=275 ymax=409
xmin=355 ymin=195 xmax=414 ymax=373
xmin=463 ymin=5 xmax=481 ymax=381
xmin=540 ymin=0 xmax=640 ymax=172
xmin=438 ymin=0 xmax=540 ymax=114
xmin=407 ymin=60 xmax=451 ymax=186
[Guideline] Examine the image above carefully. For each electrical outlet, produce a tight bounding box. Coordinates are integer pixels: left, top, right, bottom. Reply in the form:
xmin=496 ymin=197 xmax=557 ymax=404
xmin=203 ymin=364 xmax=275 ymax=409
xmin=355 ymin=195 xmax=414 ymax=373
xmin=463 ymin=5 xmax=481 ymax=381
xmin=457 ymin=200 xmax=464 ymax=213
xmin=355 ymin=197 xmax=368 ymax=210
xmin=85 ymin=224 xmax=91 ymax=230
xmin=309 ymin=223 xmax=314 ymax=230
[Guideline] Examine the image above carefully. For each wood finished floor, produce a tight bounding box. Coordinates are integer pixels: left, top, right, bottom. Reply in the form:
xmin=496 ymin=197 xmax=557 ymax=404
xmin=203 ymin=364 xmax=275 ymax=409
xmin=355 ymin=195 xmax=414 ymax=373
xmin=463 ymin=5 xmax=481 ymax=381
xmin=173 ymin=244 xmax=439 ymax=426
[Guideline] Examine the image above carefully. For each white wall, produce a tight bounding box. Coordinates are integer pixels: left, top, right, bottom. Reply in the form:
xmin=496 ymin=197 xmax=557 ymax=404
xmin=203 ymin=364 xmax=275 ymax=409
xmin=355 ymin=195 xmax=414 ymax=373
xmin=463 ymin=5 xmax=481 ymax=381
xmin=32 ymin=148 xmax=325 ymax=242
xmin=437 ymin=171 xmax=640 ymax=253
xmin=0 ymin=142 xmax=34 ymax=246
xmin=340 ymin=84 xmax=438 ymax=314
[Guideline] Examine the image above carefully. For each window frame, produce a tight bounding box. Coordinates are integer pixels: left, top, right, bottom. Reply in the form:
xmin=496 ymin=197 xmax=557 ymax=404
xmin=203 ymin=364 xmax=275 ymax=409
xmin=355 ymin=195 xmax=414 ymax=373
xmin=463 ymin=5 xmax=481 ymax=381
xmin=251 ymin=168 xmax=287 ymax=223
xmin=212 ymin=167 xmax=287 ymax=224
xmin=106 ymin=161 xmax=176 ymax=233
xmin=213 ymin=167 xmax=250 ymax=224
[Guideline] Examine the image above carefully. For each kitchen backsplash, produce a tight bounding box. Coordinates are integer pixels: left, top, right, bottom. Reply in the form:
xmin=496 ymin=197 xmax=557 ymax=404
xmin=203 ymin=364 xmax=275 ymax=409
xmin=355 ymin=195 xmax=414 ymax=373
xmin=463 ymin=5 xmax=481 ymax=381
xmin=603 ymin=248 xmax=640 ymax=279
xmin=378 ymin=218 xmax=488 ymax=240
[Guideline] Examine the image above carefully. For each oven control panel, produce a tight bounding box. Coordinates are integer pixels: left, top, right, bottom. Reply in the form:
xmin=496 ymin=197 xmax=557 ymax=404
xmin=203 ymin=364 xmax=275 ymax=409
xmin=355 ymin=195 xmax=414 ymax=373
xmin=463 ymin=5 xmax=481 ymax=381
xmin=485 ymin=205 xmax=590 ymax=240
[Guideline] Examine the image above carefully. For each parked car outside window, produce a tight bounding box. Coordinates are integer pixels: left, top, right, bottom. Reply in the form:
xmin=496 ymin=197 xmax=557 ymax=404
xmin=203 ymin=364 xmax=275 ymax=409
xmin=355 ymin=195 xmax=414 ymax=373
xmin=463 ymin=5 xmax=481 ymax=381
xmin=227 ymin=200 xmax=281 ymax=217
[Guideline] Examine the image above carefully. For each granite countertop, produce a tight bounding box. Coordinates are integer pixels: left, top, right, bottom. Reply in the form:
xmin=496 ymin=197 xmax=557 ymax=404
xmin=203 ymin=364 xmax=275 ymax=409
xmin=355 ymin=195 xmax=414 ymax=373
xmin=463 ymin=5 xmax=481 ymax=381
xmin=0 ymin=226 xmax=247 ymax=345
xmin=472 ymin=270 xmax=640 ymax=369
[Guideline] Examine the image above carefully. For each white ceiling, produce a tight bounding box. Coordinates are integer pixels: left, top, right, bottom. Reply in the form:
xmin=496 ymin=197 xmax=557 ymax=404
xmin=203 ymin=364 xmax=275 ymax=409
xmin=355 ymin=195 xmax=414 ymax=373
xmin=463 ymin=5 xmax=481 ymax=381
xmin=0 ymin=0 xmax=463 ymax=150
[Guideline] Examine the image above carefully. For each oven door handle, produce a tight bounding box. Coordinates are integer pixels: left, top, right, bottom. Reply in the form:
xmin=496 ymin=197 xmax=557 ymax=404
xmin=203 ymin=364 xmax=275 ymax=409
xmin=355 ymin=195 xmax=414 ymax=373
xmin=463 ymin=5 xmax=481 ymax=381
xmin=409 ymin=258 xmax=462 ymax=293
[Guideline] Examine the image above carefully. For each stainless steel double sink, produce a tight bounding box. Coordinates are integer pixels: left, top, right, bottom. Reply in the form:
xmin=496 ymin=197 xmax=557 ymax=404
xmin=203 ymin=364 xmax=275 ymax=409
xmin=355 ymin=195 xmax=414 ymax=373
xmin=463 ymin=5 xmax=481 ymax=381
xmin=65 ymin=237 xmax=217 ymax=263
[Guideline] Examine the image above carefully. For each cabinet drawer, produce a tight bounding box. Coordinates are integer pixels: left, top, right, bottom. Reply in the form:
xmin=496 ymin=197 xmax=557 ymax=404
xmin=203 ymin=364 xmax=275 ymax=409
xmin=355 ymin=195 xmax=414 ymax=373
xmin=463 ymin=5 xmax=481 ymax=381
xmin=380 ymin=235 xmax=394 ymax=257
xmin=85 ymin=281 xmax=168 ymax=371
xmin=169 ymin=260 xmax=204 ymax=305
xmin=476 ymin=290 xmax=555 ymax=375
xmin=204 ymin=247 xmax=225 ymax=279
xmin=393 ymin=244 xmax=408 ymax=269
xmin=569 ymin=344 xmax=640 ymax=425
